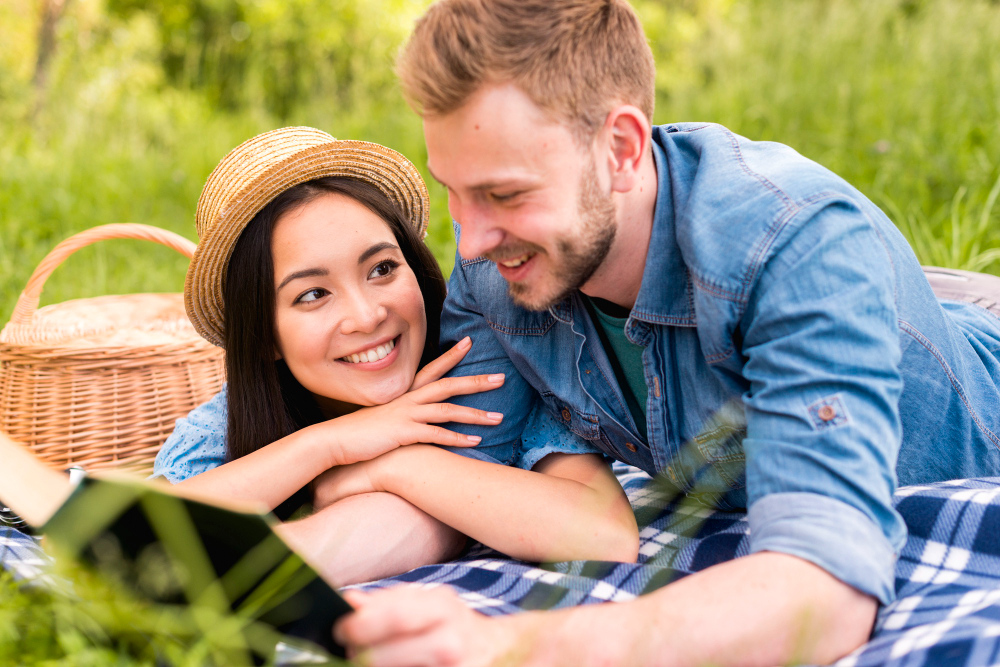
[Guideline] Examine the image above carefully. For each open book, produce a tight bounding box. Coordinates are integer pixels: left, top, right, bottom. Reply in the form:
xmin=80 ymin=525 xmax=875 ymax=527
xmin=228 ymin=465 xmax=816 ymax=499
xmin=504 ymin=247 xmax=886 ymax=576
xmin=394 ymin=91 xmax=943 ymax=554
xmin=41 ymin=475 xmax=352 ymax=662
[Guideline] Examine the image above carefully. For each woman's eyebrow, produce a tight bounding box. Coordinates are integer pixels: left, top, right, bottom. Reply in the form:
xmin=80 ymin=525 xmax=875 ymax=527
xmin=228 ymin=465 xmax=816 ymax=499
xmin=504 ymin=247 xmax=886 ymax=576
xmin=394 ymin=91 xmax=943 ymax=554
xmin=277 ymin=267 xmax=329 ymax=291
xmin=358 ymin=241 xmax=399 ymax=265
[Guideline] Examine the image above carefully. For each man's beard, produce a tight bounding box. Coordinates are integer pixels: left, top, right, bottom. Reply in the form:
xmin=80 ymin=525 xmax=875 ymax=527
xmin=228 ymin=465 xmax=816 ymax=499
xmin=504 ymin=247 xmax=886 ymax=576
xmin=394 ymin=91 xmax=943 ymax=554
xmin=503 ymin=160 xmax=616 ymax=311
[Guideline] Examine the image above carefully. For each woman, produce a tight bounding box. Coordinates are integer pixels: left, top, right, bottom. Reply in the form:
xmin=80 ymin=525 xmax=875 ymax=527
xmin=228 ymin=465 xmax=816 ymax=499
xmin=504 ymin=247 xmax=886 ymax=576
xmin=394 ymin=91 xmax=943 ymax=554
xmin=0 ymin=127 xmax=639 ymax=586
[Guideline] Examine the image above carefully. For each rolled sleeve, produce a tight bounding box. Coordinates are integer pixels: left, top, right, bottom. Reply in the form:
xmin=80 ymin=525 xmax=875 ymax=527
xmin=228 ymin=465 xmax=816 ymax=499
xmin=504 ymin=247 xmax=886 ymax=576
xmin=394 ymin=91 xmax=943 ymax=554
xmin=740 ymin=203 xmax=908 ymax=602
xmin=151 ymin=386 xmax=229 ymax=483
xmin=749 ymin=491 xmax=898 ymax=604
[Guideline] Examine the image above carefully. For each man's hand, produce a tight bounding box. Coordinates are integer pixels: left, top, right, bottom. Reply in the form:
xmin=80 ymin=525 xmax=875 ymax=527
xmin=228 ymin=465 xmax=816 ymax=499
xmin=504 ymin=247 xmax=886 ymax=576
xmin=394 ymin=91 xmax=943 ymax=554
xmin=336 ymin=587 xmax=530 ymax=667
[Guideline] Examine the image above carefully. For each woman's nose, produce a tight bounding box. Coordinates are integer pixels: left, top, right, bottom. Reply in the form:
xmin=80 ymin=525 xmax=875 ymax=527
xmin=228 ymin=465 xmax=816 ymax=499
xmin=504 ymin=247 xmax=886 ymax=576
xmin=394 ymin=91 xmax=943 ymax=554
xmin=338 ymin=293 xmax=388 ymax=335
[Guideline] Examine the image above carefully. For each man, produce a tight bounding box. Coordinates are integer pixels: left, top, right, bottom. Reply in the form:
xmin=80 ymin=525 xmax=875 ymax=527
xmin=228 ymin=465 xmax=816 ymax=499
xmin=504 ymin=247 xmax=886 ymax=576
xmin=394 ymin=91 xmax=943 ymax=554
xmin=334 ymin=0 xmax=1000 ymax=664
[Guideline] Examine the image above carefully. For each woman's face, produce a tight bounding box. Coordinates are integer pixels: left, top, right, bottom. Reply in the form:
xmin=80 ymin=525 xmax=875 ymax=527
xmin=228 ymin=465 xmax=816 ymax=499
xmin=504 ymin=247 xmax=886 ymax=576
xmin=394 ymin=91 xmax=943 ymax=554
xmin=271 ymin=192 xmax=427 ymax=412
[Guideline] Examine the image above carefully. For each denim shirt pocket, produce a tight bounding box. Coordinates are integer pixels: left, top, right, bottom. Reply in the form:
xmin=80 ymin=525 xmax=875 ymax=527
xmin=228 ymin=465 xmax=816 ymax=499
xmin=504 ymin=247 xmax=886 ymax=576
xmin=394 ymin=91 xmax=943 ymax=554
xmin=692 ymin=423 xmax=747 ymax=487
xmin=484 ymin=312 xmax=557 ymax=337
xmin=671 ymin=399 xmax=748 ymax=508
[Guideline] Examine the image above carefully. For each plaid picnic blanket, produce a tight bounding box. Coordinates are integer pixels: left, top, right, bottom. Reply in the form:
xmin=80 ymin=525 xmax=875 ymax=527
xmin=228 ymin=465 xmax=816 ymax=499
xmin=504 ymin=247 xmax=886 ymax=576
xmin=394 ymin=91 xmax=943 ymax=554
xmin=4 ymin=463 xmax=1000 ymax=666
xmin=0 ymin=527 xmax=46 ymax=582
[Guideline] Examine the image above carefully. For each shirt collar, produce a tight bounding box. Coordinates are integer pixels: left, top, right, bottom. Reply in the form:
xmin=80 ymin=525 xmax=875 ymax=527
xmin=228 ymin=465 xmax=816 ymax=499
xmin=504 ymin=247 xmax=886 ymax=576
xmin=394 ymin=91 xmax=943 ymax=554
xmin=548 ymin=127 xmax=696 ymax=327
xmin=630 ymin=128 xmax=696 ymax=327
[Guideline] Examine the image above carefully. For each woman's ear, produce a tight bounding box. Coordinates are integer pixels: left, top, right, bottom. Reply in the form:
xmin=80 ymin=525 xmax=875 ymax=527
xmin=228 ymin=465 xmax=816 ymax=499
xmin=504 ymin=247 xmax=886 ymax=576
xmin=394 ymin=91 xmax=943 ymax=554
xmin=274 ymin=346 xmax=283 ymax=361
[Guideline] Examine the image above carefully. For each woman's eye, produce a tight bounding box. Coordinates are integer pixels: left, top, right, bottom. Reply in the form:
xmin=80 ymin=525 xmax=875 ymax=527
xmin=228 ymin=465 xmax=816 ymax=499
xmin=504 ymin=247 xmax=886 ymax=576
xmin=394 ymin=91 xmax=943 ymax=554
xmin=369 ymin=259 xmax=399 ymax=279
xmin=295 ymin=288 xmax=328 ymax=304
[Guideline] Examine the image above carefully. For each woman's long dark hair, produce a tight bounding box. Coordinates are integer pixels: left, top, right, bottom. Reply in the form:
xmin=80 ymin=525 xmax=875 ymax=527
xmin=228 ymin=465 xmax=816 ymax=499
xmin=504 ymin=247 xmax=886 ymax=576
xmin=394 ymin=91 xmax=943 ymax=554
xmin=223 ymin=177 xmax=447 ymax=463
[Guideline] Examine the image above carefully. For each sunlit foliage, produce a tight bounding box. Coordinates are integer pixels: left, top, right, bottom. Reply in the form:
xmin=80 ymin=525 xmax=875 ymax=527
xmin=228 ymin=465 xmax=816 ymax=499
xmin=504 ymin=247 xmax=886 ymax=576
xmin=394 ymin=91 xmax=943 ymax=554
xmin=1 ymin=0 xmax=999 ymax=323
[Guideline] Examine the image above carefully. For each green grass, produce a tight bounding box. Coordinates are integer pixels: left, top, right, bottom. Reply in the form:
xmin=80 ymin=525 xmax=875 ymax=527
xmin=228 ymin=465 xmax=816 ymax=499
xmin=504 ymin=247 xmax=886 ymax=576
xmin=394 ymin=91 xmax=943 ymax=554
xmin=0 ymin=0 xmax=454 ymax=324
xmin=637 ymin=0 xmax=1000 ymax=274
xmin=0 ymin=94 xmax=456 ymax=322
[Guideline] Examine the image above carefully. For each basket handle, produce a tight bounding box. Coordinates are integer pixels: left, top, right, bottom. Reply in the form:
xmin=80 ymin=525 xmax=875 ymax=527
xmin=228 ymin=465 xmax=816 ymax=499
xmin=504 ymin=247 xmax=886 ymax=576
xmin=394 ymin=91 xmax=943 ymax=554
xmin=10 ymin=223 xmax=197 ymax=326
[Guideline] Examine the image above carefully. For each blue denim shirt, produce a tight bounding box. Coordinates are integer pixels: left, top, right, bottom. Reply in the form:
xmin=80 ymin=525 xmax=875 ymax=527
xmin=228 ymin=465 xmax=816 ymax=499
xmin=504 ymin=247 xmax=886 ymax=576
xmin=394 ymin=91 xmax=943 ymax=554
xmin=437 ymin=123 xmax=1000 ymax=604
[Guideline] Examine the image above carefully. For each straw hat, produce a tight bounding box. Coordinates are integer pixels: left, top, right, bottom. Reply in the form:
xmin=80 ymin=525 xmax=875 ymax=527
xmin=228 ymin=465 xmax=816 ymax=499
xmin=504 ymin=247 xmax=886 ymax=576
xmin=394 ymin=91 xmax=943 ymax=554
xmin=185 ymin=126 xmax=430 ymax=348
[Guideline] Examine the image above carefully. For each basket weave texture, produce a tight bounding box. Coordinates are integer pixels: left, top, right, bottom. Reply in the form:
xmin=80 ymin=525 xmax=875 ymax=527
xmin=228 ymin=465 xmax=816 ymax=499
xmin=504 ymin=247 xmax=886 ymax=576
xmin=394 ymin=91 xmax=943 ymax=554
xmin=0 ymin=224 xmax=225 ymax=474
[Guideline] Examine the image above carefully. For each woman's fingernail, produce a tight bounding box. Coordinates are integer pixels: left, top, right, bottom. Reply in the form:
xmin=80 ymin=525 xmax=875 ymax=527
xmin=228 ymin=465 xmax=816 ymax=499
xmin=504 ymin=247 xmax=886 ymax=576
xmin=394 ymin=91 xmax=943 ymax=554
xmin=488 ymin=373 xmax=505 ymax=383
xmin=466 ymin=435 xmax=482 ymax=444
xmin=458 ymin=336 xmax=472 ymax=350
xmin=487 ymin=412 xmax=503 ymax=421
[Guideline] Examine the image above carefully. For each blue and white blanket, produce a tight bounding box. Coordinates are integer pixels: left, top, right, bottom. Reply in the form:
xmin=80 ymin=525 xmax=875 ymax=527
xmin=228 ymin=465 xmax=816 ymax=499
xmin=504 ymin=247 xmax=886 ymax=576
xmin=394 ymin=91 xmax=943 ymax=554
xmin=4 ymin=463 xmax=1000 ymax=666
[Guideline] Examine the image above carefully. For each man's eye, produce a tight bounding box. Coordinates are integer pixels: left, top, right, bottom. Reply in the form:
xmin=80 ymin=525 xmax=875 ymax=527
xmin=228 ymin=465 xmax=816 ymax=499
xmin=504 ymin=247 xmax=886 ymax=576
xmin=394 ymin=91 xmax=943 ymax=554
xmin=490 ymin=191 xmax=521 ymax=202
xmin=369 ymin=259 xmax=400 ymax=279
xmin=295 ymin=288 xmax=328 ymax=304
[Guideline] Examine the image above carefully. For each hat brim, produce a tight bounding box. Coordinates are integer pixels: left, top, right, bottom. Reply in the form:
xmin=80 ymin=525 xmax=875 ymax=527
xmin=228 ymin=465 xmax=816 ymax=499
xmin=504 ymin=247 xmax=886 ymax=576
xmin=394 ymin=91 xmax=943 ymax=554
xmin=184 ymin=139 xmax=430 ymax=348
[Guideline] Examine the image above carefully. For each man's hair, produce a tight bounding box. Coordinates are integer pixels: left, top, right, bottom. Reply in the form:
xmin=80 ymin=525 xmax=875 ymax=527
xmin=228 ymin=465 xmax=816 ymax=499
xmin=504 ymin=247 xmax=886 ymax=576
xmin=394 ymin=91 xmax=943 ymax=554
xmin=397 ymin=0 xmax=656 ymax=143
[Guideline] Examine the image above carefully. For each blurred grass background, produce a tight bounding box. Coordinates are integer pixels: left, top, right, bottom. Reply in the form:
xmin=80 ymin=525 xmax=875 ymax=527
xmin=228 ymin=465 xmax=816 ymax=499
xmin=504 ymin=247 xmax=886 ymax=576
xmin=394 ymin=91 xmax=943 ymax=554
xmin=0 ymin=0 xmax=999 ymax=324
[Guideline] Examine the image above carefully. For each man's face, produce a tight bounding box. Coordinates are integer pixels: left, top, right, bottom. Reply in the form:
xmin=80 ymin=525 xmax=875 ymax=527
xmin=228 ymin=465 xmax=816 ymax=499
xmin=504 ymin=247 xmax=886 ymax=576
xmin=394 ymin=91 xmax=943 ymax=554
xmin=423 ymin=83 xmax=616 ymax=311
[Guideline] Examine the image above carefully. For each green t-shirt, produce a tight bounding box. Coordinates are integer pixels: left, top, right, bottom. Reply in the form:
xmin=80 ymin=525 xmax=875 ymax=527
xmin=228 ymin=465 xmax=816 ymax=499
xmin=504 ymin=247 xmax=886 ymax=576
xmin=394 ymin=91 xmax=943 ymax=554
xmin=584 ymin=296 xmax=648 ymax=441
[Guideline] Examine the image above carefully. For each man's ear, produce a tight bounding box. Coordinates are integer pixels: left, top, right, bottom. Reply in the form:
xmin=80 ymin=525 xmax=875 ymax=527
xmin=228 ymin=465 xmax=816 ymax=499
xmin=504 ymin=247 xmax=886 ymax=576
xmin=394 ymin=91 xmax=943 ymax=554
xmin=602 ymin=105 xmax=651 ymax=194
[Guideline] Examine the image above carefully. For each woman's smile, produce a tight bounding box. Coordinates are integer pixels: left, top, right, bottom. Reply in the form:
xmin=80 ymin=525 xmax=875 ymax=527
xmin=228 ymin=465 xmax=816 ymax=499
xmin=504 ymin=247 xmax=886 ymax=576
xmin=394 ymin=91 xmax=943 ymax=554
xmin=337 ymin=334 xmax=401 ymax=370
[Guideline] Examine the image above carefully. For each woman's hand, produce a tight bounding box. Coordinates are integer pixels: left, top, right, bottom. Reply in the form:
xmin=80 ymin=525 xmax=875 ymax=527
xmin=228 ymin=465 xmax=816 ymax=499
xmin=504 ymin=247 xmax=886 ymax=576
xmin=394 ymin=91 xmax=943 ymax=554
xmin=309 ymin=337 xmax=505 ymax=469
xmin=406 ymin=335 xmax=482 ymax=392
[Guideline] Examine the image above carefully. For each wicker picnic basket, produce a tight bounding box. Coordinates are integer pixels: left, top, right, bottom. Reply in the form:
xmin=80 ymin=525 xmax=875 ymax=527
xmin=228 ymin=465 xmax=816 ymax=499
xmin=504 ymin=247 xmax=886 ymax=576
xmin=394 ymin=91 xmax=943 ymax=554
xmin=0 ymin=224 xmax=225 ymax=474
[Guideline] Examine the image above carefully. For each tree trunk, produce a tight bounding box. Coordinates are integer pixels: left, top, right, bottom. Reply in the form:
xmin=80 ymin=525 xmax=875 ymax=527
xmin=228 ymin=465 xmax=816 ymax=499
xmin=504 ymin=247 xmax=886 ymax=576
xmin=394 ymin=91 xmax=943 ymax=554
xmin=31 ymin=0 xmax=72 ymax=117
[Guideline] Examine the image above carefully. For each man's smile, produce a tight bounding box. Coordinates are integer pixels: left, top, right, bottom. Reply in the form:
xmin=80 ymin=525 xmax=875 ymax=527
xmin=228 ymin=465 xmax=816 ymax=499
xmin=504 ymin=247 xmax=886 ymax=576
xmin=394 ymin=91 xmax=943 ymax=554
xmin=494 ymin=253 xmax=539 ymax=283
xmin=498 ymin=252 xmax=535 ymax=268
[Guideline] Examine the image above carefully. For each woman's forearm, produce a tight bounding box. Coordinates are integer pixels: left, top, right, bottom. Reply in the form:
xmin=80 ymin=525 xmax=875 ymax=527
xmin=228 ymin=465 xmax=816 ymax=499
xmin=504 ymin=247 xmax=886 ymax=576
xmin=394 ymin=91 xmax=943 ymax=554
xmin=174 ymin=427 xmax=330 ymax=510
xmin=0 ymin=432 xmax=74 ymax=527
xmin=275 ymin=491 xmax=466 ymax=587
xmin=373 ymin=446 xmax=639 ymax=563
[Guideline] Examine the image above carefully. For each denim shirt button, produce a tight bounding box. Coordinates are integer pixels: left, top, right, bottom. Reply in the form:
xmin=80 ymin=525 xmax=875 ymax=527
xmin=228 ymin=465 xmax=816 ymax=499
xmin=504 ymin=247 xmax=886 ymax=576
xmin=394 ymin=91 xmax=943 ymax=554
xmin=625 ymin=442 xmax=637 ymax=453
xmin=561 ymin=408 xmax=572 ymax=422
xmin=818 ymin=405 xmax=836 ymax=422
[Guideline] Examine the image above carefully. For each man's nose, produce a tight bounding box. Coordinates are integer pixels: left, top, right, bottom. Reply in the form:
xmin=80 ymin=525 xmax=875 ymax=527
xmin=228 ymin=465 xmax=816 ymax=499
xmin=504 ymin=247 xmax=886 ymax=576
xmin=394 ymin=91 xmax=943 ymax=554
xmin=453 ymin=200 xmax=505 ymax=260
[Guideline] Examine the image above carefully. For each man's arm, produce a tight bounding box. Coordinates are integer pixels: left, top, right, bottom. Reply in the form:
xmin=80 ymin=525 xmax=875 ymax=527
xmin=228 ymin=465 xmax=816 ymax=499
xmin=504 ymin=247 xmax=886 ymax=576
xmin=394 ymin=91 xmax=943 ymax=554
xmin=336 ymin=551 xmax=875 ymax=667
xmin=738 ymin=201 xmax=906 ymax=606
xmin=435 ymin=236 xmax=542 ymax=466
